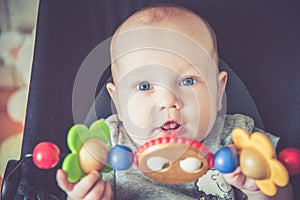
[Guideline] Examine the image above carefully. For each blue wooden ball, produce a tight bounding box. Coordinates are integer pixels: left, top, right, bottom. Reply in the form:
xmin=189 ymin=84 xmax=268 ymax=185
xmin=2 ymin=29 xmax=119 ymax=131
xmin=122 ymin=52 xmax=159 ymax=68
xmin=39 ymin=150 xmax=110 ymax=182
xmin=109 ymin=145 xmax=134 ymax=170
xmin=214 ymin=147 xmax=238 ymax=173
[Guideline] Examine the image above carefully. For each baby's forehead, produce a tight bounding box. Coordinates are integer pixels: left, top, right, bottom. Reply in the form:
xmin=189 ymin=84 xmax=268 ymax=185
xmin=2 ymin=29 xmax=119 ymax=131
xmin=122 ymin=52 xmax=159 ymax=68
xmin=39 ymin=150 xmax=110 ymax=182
xmin=111 ymin=13 xmax=217 ymax=54
xmin=111 ymin=6 xmax=218 ymax=82
xmin=116 ymin=49 xmax=211 ymax=72
xmin=111 ymin=26 xmax=217 ymax=79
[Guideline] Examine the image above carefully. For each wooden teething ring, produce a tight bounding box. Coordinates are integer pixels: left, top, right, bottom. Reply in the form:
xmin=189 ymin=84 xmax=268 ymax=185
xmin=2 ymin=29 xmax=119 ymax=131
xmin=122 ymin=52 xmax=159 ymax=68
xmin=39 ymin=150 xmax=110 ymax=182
xmin=134 ymin=136 xmax=213 ymax=184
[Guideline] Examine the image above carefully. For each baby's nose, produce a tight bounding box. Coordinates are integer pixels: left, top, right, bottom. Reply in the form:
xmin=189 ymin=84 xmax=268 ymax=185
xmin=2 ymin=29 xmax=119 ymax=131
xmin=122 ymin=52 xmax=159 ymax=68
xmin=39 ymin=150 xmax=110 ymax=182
xmin=157 ymin=88 xmax=181 ymax=110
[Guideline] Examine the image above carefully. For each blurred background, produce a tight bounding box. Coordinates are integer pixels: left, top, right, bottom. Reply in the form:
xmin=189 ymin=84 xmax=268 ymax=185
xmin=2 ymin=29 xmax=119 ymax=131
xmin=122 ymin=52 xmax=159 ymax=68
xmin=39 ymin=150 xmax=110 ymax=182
xmin=0 ymin=0 xmax=39 ymax=186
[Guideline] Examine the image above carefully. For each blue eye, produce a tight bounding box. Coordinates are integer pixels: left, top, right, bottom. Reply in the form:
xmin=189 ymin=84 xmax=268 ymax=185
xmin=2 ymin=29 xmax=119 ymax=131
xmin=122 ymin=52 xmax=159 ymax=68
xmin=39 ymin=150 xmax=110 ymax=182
xmin=138 ymin=82 xmax=151 ymax=91
xmin=181 ymin=77 xmax=196 ymax=86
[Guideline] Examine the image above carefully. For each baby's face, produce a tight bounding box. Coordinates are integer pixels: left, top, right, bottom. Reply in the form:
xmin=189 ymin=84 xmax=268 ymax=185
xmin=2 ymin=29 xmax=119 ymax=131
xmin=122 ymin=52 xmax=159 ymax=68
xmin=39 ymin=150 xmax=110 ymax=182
xmin=108 ymin=16 xmax=227 ymax=145
xmin=107 ymin=49 xmax=226 ymax=145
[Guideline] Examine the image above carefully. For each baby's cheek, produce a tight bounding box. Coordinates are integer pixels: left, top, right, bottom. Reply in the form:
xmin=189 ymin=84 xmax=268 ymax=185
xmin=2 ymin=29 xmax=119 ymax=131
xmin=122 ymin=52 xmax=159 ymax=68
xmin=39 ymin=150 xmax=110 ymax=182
xmin=184 ymin=94 xmax=213 ymax=139
xmin=127 ymin=98 xmax=153 ymax=128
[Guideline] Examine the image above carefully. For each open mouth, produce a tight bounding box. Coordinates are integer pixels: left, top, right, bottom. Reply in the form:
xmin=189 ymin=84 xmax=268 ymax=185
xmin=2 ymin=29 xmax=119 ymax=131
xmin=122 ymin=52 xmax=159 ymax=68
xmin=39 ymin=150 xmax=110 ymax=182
xmin=158 ymin=120 xmax=183 ymax=136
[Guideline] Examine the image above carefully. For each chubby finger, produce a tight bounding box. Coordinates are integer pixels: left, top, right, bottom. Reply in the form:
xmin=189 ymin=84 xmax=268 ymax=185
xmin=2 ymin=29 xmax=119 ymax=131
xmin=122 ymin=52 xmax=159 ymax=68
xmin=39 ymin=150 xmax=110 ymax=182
xmin=72 ymin=170 xmax=100 ymax=198
xmin=223 ymin=166 xmax=244 ymax=182
xmin=101 ymin=181 xmax=113 ymax=200
xmin=84 ymin=179 xmax=113 ymax=200
xmin=223 ymin=167 xmax=258 ymax=191
xmin=56 ymin=169 xmax=74 ymax=192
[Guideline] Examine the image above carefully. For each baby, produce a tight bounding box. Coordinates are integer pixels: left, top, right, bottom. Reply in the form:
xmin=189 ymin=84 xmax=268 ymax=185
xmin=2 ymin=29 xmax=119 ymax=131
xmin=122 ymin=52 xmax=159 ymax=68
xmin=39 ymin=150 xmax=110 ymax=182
xmin=56 ymin=4 xmax=292 ymax=200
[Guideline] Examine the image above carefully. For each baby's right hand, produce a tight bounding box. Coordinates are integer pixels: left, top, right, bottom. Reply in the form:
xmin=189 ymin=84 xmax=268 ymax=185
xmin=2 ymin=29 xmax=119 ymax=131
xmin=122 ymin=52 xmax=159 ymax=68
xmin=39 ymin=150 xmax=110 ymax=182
xmin=56 ymin=169 xmax=113 ymax=200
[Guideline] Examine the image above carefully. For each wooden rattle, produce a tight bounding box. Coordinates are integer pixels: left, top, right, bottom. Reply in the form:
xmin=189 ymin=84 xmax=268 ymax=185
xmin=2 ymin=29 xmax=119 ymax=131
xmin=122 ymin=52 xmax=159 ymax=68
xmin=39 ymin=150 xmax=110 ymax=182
xmin=17 ymin=122 xmax=298 ymax=197
xmin=134 ymin=136 xmax=214 ymax=184
xmin=214 ymin=128 xmax=300 ymax=196
xmin=61 ymin=120 xmax=134 ymax=182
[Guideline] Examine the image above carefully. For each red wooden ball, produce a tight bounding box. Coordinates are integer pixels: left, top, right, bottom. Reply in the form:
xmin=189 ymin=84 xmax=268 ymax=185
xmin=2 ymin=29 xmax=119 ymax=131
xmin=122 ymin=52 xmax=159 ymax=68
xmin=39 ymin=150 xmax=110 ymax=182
xmin=278 ymin=148 xmax=300 ymax=175
xmin=33 ymin=142 xmax=60 ymax=169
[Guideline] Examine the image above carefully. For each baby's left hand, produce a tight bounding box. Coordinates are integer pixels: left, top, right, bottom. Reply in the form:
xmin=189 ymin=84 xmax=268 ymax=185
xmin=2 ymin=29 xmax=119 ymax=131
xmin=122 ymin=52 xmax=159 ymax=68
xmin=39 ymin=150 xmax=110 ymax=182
xmin=223 ymin=166 xmax=258 ymax=191
xmin=222 ymin=145 xmax=258 ymax=192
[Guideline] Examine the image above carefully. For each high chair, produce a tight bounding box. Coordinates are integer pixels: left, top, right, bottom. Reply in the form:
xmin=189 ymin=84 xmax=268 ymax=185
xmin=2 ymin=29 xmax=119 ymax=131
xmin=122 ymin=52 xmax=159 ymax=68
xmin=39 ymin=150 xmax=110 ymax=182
xmin=1 ymin=0 xmax=299 ymax=199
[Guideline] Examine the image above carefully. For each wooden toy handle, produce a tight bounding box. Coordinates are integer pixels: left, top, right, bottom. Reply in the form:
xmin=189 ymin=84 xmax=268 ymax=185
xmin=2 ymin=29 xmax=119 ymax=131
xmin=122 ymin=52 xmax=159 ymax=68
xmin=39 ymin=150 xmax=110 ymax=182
xmin=135 ymin=137 xmax=213 ymax=184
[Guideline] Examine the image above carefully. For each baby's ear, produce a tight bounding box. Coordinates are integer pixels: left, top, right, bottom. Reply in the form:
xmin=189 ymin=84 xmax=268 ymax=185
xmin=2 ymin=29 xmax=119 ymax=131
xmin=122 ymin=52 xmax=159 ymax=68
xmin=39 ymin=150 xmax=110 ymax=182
xmin=106 ymin=82 xmax=123 ymax=121
xmin=217 ymin=71 xmax=228 ymax=111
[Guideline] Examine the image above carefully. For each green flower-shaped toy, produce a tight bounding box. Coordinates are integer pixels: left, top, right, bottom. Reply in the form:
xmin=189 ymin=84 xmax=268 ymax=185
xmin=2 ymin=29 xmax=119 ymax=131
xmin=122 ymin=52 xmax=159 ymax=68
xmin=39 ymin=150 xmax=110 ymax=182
xmin=62 ymin=120 xmax=112 ymax=182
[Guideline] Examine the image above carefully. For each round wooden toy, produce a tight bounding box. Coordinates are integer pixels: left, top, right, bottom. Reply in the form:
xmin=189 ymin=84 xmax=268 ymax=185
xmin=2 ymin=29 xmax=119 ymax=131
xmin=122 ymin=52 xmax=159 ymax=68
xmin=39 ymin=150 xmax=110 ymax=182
xmin=240 ymin=147 xmax=270 ymax=180
xmin=32 ymin=141 xmax=60 ymax=169
xmin=232 ymin=128 xmax=289 ymax=196
xmin=135 ymin=137 xmax=213 ymax=184
xmin=79 ymin=138 xmax=109 ymax=173
xmin=279 ymin=147 xmax=300 ymax=175
xmin=110 ymin=145 xmax=134 ymax=170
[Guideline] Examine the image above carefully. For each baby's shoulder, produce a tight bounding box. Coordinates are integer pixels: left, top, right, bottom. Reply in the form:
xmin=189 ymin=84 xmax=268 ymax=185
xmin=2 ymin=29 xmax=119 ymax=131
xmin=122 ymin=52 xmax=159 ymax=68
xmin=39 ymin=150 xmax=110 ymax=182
xmin=221 ymin=114 xmax=279 ymax=148
xmin=224 ymin=114 xmax=255 ymax=133
xmin=104 ymin=114 xmax=121 ymax=146
xmin=213 ymin=114 xmax=256 ymax=150
xmin=104 ymin=114 xmax=136 ymax=148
